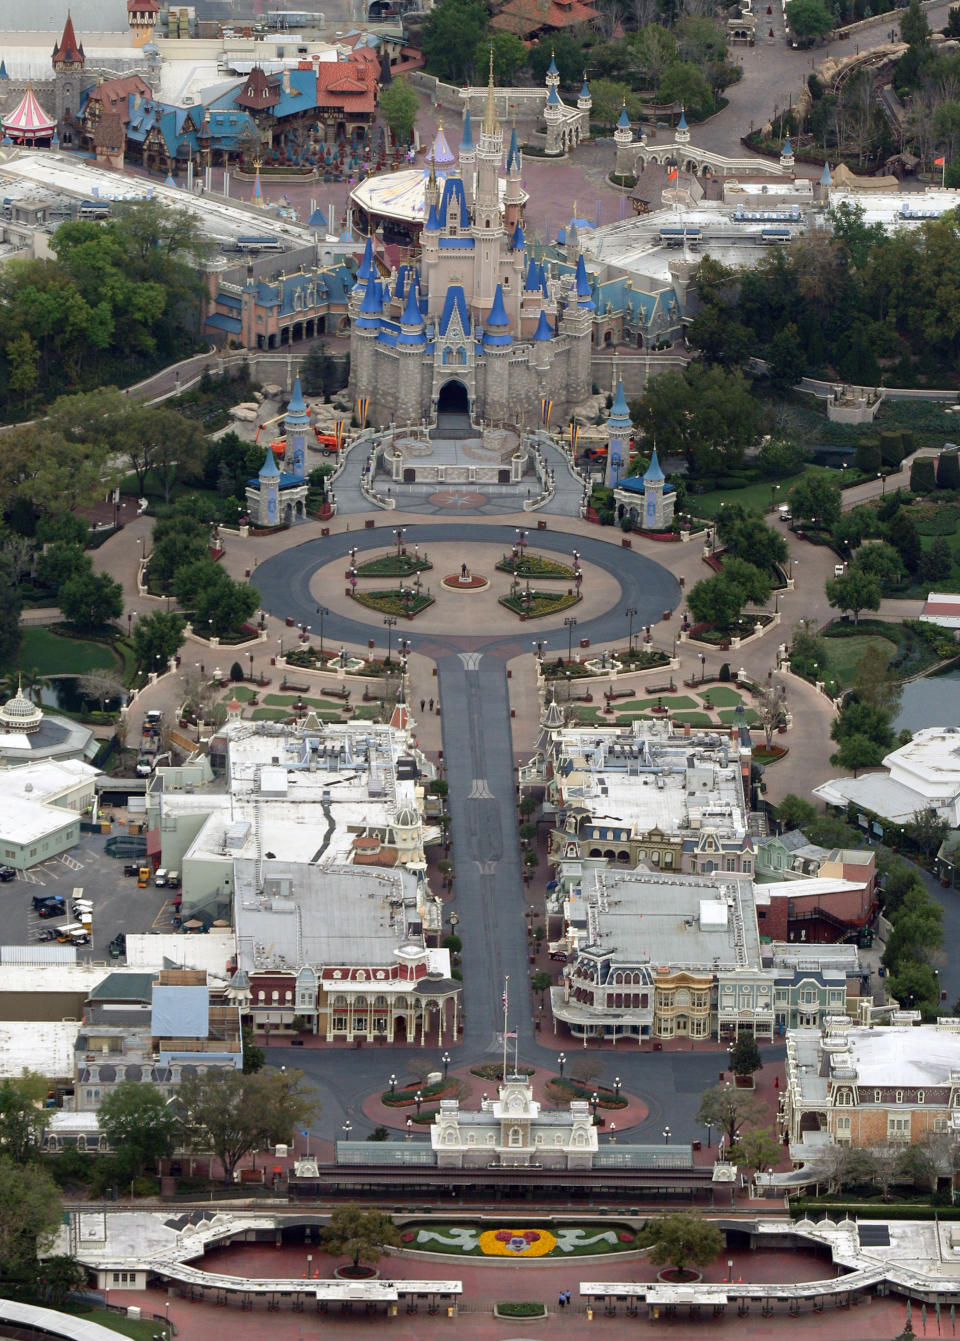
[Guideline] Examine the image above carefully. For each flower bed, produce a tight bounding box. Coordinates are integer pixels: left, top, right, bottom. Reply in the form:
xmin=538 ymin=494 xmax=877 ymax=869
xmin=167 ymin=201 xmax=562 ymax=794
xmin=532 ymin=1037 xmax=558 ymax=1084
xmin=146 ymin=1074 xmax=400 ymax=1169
xmin=496 ymin=553 xmax=575 ymax=579
xmin=352 ymin=590 xmax=434 ymax=618
xmin=494 ymin=1302 xmax=548 ymax=1319
xmin=500 ymin=590 xmax=581 ymax=619
xmin=356 ymin=554 xmax=433 ymax=577
xmin=402 ymin=1221 xmax=637 ymax=1258
xmin=545 ymin=1078 xmax=627 ymax=1109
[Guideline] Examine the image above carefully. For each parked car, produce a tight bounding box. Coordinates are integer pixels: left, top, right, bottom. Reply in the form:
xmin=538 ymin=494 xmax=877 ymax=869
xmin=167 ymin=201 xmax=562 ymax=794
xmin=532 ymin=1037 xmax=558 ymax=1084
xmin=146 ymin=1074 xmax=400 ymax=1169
xmin=154 ymin=869 xmax=168 ymax=887
xmin=0 ymin=866 xmax=15 ymax=882
xmin=32 ymin=895 xmax=65 ymax=918
xmin=123 ymin=864 xmax=140 ymax=878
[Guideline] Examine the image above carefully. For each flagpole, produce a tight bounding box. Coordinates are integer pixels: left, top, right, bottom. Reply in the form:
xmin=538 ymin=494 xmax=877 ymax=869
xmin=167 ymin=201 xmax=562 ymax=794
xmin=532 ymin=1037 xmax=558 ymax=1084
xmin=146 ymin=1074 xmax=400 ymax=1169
xmin=502 ymin=975 xmax=509 ymax=1081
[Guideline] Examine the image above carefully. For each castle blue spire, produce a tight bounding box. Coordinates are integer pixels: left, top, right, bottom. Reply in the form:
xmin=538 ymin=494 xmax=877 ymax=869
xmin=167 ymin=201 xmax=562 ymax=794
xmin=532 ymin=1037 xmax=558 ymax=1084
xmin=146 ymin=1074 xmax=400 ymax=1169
xmin=506 ymin=125 xmax=520 ymax=173
xmin=677 ymin=108 xmax=687 ymax=131
xmin=259 ymin=444 xmax=280 ymax=478
xmin=783 ymin=133 xmax=792 ymax=155
xmin=524 ymin=256 xmax=540 ymax=291
xmin=821 ymin=161 xmax=832 ymax=185
xmin=617 ymin=101 xmax=630 ymax=129
xmin=547 ymin=52 xmax=558 ymax=76
xmin=483 ymin=283 xmax=513 ymax=346
xmin=359 ymin=278 xmax=383 ymax=315
xmin=287 ymin=375 xmax=307 ymax=416
xmin=575 ymin=253 xmax=595 ymax=309
xmin=511 ymin=221 xmax=524 ymax=250
xmin=425 ymin=201 xmax=441 ymax=231
xmin=608 ymin=379 xmax=632 ymax=429
xmin=0 ymin=61 xmax=8 ymax=79
xmin=546 ymin=83 xmax=561 ymax=106
xmin=579 ymin=74 xmax=590 ymax=100
xmin=460 ymin=107 xmax=474 ymax=152
xmin=397 ymin=283 xmax=426 ymax=345
xmin=644 ymin=446 xmax=665 ymax=482
xmin=533 ymin=310 xmax=553 ymax=341
xmin=357 ymin=235 xmax=374 ymax=280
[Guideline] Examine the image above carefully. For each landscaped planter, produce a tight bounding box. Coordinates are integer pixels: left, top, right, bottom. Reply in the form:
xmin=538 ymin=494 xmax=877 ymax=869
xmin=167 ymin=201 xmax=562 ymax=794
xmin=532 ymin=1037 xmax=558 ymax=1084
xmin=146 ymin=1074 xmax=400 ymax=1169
xmin=333 ymin=1264 xmax=379 ymax=1280
xmin=493 ymin=1302 xmax=547 ymax=1320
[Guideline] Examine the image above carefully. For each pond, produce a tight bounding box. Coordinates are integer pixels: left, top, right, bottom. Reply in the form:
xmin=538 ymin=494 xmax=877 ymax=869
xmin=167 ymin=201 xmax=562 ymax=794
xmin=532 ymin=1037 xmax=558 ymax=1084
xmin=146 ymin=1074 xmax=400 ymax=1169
xmin=894 ymin=666 xmax=960 ymax=734
xmin=39 ymin=677 xmax=125 ymax=714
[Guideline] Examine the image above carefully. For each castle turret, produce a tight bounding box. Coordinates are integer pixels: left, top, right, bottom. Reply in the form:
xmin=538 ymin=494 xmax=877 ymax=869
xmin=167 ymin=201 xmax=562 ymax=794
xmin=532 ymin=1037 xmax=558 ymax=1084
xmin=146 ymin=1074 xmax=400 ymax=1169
xmin=544 ymin=82 xmax=563 ymax=157
xmin=52 ymin=10 xmax=85 ymax=140
xmin=482 ymin=283 xmax=512 ymax=422
xmin=675 ymin=106 xmax=689 ymax=144
xmin=604 ymin=377 xmax=632 ymax=488
xmin=530 ymin=308 xmax=554 ymax=372
xmin=577 ymin=72 xmax=591 ymax=113
xmin=127 ymin=0 xmax=159 ymax=48
xmin=559 ymin=254 xmax=593 ymax=404
xmin=474 ymin=48 xmax=504 ymax=315
xmin=780 ymin=133 xmax=794 ymax=170
xmin=252 ymin=444 xmax=280 ymax=527
xmin=458 ymin=107 xmax=476 ymax=207
xmin=395 ymin=282 xmax=426 ymax=423
xmin=614 ymin=98 xmax=633 ymax=177
xmin=284 ymin=375 xmax=309 ymax=476
xmin=545 ymin=50 xmax=559 ymax=91
xmin=504 ymin=125 xmax=523 ymax=234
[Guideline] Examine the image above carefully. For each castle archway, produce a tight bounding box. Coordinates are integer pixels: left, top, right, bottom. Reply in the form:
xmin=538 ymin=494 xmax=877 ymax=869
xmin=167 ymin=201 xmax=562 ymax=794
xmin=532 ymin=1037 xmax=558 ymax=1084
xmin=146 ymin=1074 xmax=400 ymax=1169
xmin=437 ymin=379 xmax=469 ymax=416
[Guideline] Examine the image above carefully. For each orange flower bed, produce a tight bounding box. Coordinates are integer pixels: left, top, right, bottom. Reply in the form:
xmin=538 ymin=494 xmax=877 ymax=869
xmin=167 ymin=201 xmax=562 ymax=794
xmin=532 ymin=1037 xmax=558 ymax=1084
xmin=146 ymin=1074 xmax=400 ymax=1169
xmin=478 ymin=1228 xmax=558 ymax=1257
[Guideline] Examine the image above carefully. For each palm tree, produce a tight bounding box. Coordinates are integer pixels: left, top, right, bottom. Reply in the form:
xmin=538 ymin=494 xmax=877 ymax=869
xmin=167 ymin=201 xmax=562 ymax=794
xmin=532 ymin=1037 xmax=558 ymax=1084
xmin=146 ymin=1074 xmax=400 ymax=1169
xmin=0 ymin=668 xmax=45 ymax=704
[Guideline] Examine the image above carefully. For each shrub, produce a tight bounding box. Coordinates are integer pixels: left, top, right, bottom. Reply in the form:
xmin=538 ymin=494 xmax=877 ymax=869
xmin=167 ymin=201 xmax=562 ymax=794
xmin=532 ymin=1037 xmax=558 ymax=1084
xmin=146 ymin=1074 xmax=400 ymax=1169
xmin=880 ymin=430 xmax=905 ymax=467
xmin=496 ymin=1303 xmax=548 ymax=1317
xmin=938 ymin=451 xmax=960 ymax=490
xmin=229 ymin=661 xmax=244 ymax=682
xmin=910 ymin=457 xmax=937 ymax=494
xmin=718 ymin=662 xmax=731 ymax=682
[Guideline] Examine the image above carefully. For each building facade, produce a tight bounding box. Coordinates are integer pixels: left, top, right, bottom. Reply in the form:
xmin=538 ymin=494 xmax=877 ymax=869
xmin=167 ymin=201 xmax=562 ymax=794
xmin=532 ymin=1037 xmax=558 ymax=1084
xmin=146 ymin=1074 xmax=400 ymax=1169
xmin=431 ymin=1072 xmax=598 ymax=1169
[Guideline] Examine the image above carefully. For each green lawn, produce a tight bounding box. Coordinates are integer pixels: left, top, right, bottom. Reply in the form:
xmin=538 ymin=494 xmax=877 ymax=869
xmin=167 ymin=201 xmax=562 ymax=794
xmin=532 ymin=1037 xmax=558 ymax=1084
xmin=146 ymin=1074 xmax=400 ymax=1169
xmin=225 ymin=684 xmax=259 ymax=701
xmin=698 ymin=685 xmax=744 ymax=707
xmin=262 ymin=693 xmax=343 ymax=710
xmin=718 ymin=706 xmax=758 ymax=725
xmin=13 ymin=627 xmax=117 ymax=676
xmin=822 ymin=635 xmax=898 ymax=687
xmin=692 ymin=465 xmax=846 ymax=521
xmin=64 ymin=1310 xmax=161 ymax=1341
xmin=669 ymin=711 xmax=714 ymax=726
xmin=619 ymin=695 xmax=698 ymax=711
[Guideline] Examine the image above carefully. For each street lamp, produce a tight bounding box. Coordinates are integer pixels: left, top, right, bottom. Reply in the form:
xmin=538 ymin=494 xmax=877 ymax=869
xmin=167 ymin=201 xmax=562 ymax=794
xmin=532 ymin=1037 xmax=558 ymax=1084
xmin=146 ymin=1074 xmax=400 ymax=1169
xmin=441 ymin=1051 xmax=450 ymax=1080
xmin=532 ymin=639 xmax=544 ymax=661
xmin=247 ymin=651 xmax=254 ymax=681
xmin=591 ymin=1091 xmax=599 ymax=1117
xmin=793 ymin=559 xmax=799 ymax=590
xmin=405 ymin=1118 xmax=413 ymax=1141
xmin=609 ymin=1122 xmax=617 ymax=1144
xmin=341 ymin=1119 xmax=352 ymax=1141
xmin=394 ymin=526 xmax=406 ymax=558
xmin=564 ymin=615 xmax=578 ymax=665
xmin=383 ymin=615 xmax=397 ymax=663
xmin=389 ymin=1073 xmax=397 ymax=1096
xmin=698 ymin=652 xmax=706 ymax=683
xmin=316 ymin=605 xmax=328 ymax=660
xmin=558 ymin=1052 xmax=566 ymax=1079
xmin=415 ymin=1089 xmax=423 ymax=1115
xmin=706 ymin=1122 xmax=713 ymax=1149
xmin=663 ymin=1125 xmax=672 ymax=1145
xmin=625 ymin=606 xmax=638 ymax=655
xmin=614 ymin=1076 xmax=621 ymax=1100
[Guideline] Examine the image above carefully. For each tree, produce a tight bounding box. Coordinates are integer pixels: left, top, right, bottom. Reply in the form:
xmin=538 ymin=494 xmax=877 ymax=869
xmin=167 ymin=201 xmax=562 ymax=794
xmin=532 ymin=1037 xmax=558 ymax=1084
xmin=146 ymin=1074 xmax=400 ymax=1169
xmin=193 ymin=571 xmax=260 ymax=639
xmin=729 ymin=1033 xmax=762 ymax=1077
xmin=59 ymin=569 xmax=123 ymax=631
xmin=29 ymin=1255 xmax=87 ymax=1309
xmin=850 ymin=649 xmax=902 ymax=716
xmin=785 ymin=0 xmax=834 ymax=38
xmin=687 ymin=573 xmax=750 ymax=629
xmin=587 ymin=80 xmax=640 ymax=130
xmin=910 ymin=456 xmax=937 ymax=494
xmin=695 ymin=1082 xmax=766 ymax=1147
xmin=721 ymin=557 xmax=772 ymax=606
xmin=0 ymin=555 xmax=22 ymax=669
xmin=939 ymin=450 xmax=960 ymax=490
xmin=945 ymin=4 xmax=960 ymax=38
xmin=642 ymin=1211 xmax=724 ymax=1277
xmin=920 ymin=535 xmax=954 ymax=583
xmin=628 ymin=25 xmax=677 ymax=88
xmin=855 ymin=439 xmax=882 ymax=474
xmin=177 ymin=1066 xmax=318 ymax=1183
xmin=421 ymin=0 xmax=490 ymax=82
xmin=777 ymin=793 xmax=818 ymax=831
xmin=715 ymin=504 xmax=788 ymax=572
xmin=732 ymin=1127 xmax=781 ymax=1176
xmin=229 ymin=661 xmax=244 ymax=683
xmin=78 ymin=670 xmax=125 ymax=711
xmin=37 ymin=542 xmax=89 ymax=593
xmin=830 ymin=731 xmax=884 ymax=775
xmin=901 ymin=0 xmax=931 ymax=46
xmin=905 ymin=807 xmax=949 ymax=859
xmin=885 ymin=956 xmax=941 ymax=1016
xmin=825 ymin=569 xmax=882 ymax=624
xmin=755 ymin=438 xmax=806 ymax=479
xmin=131 ymin=611 xmax=185 ymax=673
xmin=321 ymin=1205 xmax=402 ymax=1270
xmin=888 ymin=512 xmax=923 ymax=573
xmin=241 ymin=1027 xmax=265 ymax=1074
xmin=477 ymin=31 xmax=528 ymax=84
xmin=789 ymin=619 xmax=827 ymax=681
xmin=0 ymin=1075 xmax=48 ymax=1163
xmin=756 ymin=681 xmax=788 ymax=749
xmin=850 ymin=541 xmax=904 ymax=592
xmin=767 ymin=323 xmax=805 ymax=389
xmin=531 ymin=970 xmax=553 ymax=1009
xmin=657 ymin=62 xmax=713 ymax=117
xmin=299 ymin=343 xmax=333 ymax=399
xmin=632 ymin=364 xmax=759 ymax=476
xmin=0 ymin=1157 xmax=62 ymax=1276
xmin=97 ymin=1080 xmax=178 ymax=1176
xmin=378 ymin=78 xmax=419 ymax=146
xmin=789 ymin=473 xmax=842 ymax=529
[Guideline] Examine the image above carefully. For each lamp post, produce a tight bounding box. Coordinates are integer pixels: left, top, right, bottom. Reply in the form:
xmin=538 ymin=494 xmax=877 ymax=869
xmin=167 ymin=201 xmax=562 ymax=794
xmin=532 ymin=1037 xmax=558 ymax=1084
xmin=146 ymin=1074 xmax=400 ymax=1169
xmin=441 ymin=1051 xmax=450 ymax=1081
xmin=415 ymin=1089 xmax=423 ymax=1115
xmin=614 ymin=1075 xmax=621 ymax=1100
xmin=662 ymin=1125 xmax=672 ymax=1145
xmin=625 ymin=606 xmax=637 ymax=655
xmin=558 ymin=1052 xmax=566 ymax=1079
xmin=793 ymin=559 xmax=799 ymax=589
xmin=341 ymin=1119 xmax=352 ymax=1142
xmin=609 ymin=1122 xmax=617 ymax=1144
xmin=394 ymin=526 xmax=405 ymax=559
xmin=698 ymin=652 xmax=706 ymax=683
xmin=316 ymin=605 xmax=328 ymax=660
xmin=383 ymin=615 xmax=397 ymax=663
xmin=247 ymin=651 xmax=254 ymax=681
xmin=706 ymin=1122 xmax=713 ymax=1149
xmin=591 ymin=1091 xmax=599 ymax=1118
xmin=405 ymin=1118 xmax=413 ymax=1141
xmin=564 ymin=616 xmax=577 ymax=665
xmin=389 ymin=1073 xmax=397 ymax=1096
xmin=532 ymin=639 xmax=544 ymax=662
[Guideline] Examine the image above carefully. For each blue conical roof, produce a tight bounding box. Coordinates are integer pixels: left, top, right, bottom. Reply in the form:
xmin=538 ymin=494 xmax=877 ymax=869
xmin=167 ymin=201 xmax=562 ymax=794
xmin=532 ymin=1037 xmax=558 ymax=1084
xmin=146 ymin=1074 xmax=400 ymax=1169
xmin=524 ymin=256 xmax=540 ymax=291
xmin=487 ymin=283 xmax=509 ymax=326
xmin=608 ymin=378 xmax=630 ymax=429
xmin=308 ymin=206 xmax=327 ymax=228
xmin=0 ymin=61 xmax=8 ymax=79
xmin=425 ymin=202 xmax=441 ymax=231
xmin=533 ymin=310 xmax=553 ymax=341
xmin=821 ymin=161 xmax=832 ymax=185
xmin=401 ymin=283 xmax=423 ymax=327
xmin=677 ymin=109 xmax=687 ymax=131
xmin=511 ymin=221 xmax=524 ymax=250
xmin=644 ymin=447 xmax=665 ymax=482
xmin=357 ymin=235 xmax=374 ymax=280
xmin=575 ymin=253 xmax=591 ymax=299
xmin=546 ymin=84 xmax=561 ymax=106
xmin=460 ymin=108 xmax=474 ymax=151
xmin=617 ymin=101 xmax=630 ymax=129
xmin=359 ymin=278 xmax=382 ymax=315
xmin=579 ymin=75 xmax=590 ymax=99
xmin=259 ymin=444 xmax=280 ymax=478
xmin=506 ymin=126 xmax=520 ymax=173
xmin=547 ymin=53 xmax=558 ymax=75
xmin=287 ymin=375 xmax=307 ymax=416
xmin=782 ymin=134 xmax=792 ymax=154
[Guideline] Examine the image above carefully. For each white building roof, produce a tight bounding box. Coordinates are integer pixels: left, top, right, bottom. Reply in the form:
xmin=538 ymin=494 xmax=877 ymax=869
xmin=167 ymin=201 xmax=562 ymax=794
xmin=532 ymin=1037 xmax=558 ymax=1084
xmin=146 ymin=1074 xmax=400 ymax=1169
xmin=760 ymin=877 xmax=868 ymax=899
xmin=0 ymin=794 xmax=79 ymax=845
xmin=0 ymin=758 xmax=99 ymax=803
xmin=123 ymin=931 xmax=236 ymax=980
xmin=791 ymin=1024 xmax=960 ymax=1094
xmin=0 ymin=1018 xmax=78 ymax=1079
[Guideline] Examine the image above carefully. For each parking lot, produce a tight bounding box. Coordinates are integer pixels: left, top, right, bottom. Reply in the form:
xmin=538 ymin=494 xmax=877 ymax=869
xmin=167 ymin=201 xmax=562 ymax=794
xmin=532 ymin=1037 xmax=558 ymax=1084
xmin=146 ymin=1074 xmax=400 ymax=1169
xmin=2 ymin=830 xmax=172 ymax=960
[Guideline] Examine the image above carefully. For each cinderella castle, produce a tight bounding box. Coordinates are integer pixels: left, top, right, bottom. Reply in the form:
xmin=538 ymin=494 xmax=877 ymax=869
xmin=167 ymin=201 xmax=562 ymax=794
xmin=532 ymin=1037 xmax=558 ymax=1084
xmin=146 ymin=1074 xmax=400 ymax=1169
xmin=347 ymin=59 xmax=594 ymax=429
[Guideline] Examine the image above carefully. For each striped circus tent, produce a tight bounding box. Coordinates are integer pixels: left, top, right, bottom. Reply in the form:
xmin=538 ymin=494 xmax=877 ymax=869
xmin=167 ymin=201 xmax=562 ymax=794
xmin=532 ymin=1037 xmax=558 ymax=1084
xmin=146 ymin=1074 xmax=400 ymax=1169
xmin=1 ymin=83 xmax=56 ymax=143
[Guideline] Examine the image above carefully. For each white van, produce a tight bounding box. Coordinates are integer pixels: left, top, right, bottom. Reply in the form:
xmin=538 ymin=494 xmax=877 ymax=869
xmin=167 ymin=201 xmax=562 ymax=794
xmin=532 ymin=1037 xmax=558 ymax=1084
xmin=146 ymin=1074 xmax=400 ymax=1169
xmin=154 ymin=869 xmax=168 ymax=887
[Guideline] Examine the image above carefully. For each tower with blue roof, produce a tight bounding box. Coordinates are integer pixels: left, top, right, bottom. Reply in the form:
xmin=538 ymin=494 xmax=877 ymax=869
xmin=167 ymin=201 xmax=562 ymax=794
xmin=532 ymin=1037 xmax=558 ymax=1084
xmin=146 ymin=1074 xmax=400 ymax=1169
xmin=614 ymin=98 xmax=634 ymax=177
xmin=284 ymin=375 xmax=309 ymax=475
xmin=459 ymin=107 xmax=476 ymax=206
xmin=610 ymin=401 xmax=676 ymax=531
xmin=604 ymin=378 xmax=632 ymax=489
xmin=248 ymin=445 xmax=280 ymax=526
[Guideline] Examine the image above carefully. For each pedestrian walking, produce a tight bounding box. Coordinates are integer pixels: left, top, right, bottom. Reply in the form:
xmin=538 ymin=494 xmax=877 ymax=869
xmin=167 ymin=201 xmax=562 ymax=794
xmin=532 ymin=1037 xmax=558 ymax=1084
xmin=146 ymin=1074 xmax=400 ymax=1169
xmin=558 ymin=1293 xmax=565 ymax=1309
xmin=420 ymin=698 xmax=426 ymax=712
xmin=429 ymin=698 xmax=434 ymax=712
xmin=565 ymin=1290 xmax=572 ymax=1306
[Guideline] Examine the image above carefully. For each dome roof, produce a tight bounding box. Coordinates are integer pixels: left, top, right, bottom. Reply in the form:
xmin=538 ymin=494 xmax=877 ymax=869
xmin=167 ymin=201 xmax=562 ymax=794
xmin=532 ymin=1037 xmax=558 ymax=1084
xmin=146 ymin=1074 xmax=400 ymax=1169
xmin=394 ymin=804 xmax=419 ymax=829
xmin=0 ymin=683 xmax=42 ymax=733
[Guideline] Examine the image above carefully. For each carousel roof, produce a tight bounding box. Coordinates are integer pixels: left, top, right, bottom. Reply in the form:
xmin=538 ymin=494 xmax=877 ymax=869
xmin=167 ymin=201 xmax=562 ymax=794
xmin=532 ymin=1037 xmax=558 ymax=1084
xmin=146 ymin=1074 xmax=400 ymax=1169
xmin=2 ymin=84 xmax=56 ymax=138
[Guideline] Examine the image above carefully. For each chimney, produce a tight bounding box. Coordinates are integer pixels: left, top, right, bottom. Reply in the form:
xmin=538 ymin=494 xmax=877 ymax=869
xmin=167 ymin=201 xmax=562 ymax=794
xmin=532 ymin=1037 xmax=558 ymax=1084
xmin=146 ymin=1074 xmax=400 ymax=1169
xmin=282 ymin=67 xmax=291 ymax=94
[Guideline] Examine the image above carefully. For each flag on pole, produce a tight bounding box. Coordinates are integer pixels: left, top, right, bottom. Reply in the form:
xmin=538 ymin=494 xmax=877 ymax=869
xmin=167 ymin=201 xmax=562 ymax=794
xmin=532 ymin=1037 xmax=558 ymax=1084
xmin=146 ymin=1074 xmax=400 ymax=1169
xmin=935 ymin=156 xmax=946 ymax=165
xmin=667 ymin=168 xmax=678 ymax=180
